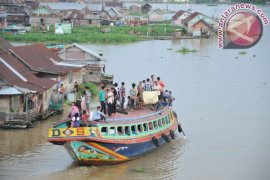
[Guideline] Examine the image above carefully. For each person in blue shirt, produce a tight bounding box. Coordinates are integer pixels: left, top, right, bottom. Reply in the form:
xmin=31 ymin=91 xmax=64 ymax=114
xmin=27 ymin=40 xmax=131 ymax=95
xmin=92 ymin=106 xmax=106 ymax=123
xmin=99 ymin=86 xmax=106 ymax=115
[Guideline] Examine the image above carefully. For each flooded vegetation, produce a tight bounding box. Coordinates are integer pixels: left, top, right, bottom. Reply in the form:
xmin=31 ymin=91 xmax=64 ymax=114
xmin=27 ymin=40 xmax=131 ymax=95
xmin=0 ymin=25 xmax=179 ymax=44
xmin=176 ymin=47 xmax=197 ymax=53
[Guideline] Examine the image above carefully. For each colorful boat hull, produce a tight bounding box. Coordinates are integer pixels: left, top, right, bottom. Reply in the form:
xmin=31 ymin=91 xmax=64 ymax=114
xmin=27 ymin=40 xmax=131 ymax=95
xmin=48 ymin=106 xmax=181 ymax=166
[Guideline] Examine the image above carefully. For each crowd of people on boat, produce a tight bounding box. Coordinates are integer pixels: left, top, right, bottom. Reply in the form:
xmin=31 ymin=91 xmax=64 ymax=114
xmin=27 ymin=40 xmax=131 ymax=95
xmin=67 ymin=75 xmax=175 ymax=128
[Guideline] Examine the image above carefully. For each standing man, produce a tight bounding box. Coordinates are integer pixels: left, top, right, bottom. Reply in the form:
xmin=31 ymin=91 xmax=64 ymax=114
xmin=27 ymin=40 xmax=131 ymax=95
xmin=59 ymin=83 xmax=65 ymax=94
xmin=157 ymin=77 xmax=165 ymax=95
xmin=74 ymin=81 xmax=79 ymax=99
xmin=99 ymin=86 xmax=106 ymax=115
xmin=85 ymin=86 xmax=91 ymax=111
xmin=150 ymin=75 xmax=155 ymax=86
xmin=114 ymin=83 xmax=120 ymax=103
xmin=144 ymin=78 xmax=153 ymax=91
xmin=130 ymin=83 xmax=138 ymax=108
xmin=120 ymin=82 xmax=126 ymax=109
xmin=107 ymin=88 xmax=114 ymax=117
xmin=74 ymin=81 xmax=79 ymax=93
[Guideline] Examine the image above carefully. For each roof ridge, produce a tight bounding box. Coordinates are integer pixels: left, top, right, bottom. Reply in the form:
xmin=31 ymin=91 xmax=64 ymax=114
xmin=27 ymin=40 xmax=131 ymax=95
xmin=0 ymin=56 xmax=28 ymax=82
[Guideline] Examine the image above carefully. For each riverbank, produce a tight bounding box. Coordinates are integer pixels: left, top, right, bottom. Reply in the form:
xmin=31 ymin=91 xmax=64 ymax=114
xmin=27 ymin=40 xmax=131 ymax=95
xmin=0 ymin=25 xmax=179 ymax=44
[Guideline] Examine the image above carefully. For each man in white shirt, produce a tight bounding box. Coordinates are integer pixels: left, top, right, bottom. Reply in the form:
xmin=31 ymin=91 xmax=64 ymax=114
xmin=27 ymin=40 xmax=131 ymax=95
xmin=92 ymin=106 xmax=106 ymax=122
xmin=107 ymin=88 xmax=114 ymax=117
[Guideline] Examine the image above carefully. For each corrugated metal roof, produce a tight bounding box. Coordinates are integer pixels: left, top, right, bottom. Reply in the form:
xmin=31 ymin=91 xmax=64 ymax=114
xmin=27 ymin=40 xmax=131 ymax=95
xmin=172 ymin=10 xmax=188 ymax=20
xmin=86 ymin=4 xmax=103 ymax=12
xmin=40 ymin=2 xmax=85 ymax=11
xmin=182 ymin=12 xmax=200 ymax=25
xmin=10 ymin=44 xmax=77 ymax=75
xmin=0 ymin=13 xmax=8 ymax=18
xmin=0 ymin=36 xmax=13 ymax=51
xmin=0 ymin=0 xmax=24 ymax=4
xmin=0 ymin=86 xmax=23 ymax=95
xmin=105 ymin=2 xmax=123 ymax=8
xmin=0 ymin=52 xmax=55 ymax=92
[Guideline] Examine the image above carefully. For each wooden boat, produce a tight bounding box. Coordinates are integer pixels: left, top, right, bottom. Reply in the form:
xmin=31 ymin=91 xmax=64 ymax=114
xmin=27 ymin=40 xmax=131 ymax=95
xmin=48 ymin=105 xmax=184 ymax=166
xmin=45 ymin=44 xmax=64 ymax=52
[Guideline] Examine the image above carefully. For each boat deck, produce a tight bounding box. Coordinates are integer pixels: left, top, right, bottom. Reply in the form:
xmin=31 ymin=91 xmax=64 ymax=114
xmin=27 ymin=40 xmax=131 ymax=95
xmin=100 ymin=105 xmax=171 ymax=124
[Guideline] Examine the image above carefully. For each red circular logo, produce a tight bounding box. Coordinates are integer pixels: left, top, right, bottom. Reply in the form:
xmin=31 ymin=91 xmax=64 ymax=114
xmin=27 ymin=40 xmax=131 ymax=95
xmin=226 ymin=11 xmax=263 ymax=48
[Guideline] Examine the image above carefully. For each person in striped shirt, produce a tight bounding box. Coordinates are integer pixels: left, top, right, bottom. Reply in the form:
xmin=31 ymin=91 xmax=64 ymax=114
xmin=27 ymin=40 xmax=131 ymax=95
xmin=129 ymin=83 xmax=138 ymax=107
xmin=144 ymin=78 xmax=153 ymax=91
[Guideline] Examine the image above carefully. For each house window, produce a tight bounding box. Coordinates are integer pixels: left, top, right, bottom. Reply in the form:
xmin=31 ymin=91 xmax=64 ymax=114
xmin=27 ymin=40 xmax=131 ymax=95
xmin=68 ymin=72 xmax=73 ymax=84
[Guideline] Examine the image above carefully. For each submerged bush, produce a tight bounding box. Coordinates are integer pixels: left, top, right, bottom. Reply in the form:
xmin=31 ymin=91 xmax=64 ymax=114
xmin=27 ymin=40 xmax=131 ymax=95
xmin=135 ymin=166 xmax=144 ymax=173
xmin=238 ymin=51 xmax=247 ymax=55
xmin=177 ymin=47 xmax=197 ymax=54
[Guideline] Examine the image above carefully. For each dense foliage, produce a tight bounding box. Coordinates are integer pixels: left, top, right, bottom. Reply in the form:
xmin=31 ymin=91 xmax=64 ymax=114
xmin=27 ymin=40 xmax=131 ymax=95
xmin=78 ymin=82 xmax=98 ymax=97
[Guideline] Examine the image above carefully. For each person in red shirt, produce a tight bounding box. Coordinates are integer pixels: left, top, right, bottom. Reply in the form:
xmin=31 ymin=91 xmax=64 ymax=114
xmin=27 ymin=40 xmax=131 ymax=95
xmin=81 ymin=110 xmax=89 ymax=126
xmin=157 ymin=77 xmax=165 ymax=95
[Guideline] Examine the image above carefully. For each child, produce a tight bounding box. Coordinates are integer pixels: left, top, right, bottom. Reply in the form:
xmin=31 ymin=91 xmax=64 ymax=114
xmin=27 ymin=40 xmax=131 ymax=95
xmin=81 ymin=110 xmax=89 ymax=126
xmin=137 ymin=92 xmax=143 ymax=109
xmin=127 ymin=96 xmax=134 ymax=111
xmin=71 ymin=113 xmax=81 ymax=127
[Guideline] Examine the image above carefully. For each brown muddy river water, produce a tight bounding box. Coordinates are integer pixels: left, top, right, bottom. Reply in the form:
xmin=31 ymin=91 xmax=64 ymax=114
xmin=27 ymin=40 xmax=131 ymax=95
xmin=1 ymin=4 xmax=270 ymax=180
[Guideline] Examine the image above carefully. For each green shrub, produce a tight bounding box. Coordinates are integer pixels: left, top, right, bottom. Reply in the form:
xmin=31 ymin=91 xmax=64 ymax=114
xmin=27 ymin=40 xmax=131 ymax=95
xmin=78 ymin=82 xmax=98 ymax=97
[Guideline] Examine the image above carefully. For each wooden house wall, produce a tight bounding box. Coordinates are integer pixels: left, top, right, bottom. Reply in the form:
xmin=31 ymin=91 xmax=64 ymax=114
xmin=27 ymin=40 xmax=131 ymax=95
xmin=130 ymin=5 xmax=141 ymax=14
xmin=83 ymin=65 xmax=103 ymax=83
xmin=0 ymin=16 xmax=7 ymax=28
xmin=0 ymin=96 xmax=10 ymax=112
xmin=0 ymin=94 xmax=39 ymax=123
xmin=7 ymin=15 xmax=29 ymax=26
xmin=30 ymin=16 xmax=61 ymax=26
xmin=65 ymin=48 xmax=86 ymax=60
xmin=58 ymin=47 xmax=99 ymax=61
xmin=42 ymin=87 xmax=53 ymax=112
xmin=60 ymin=68 xmax=83 ymax=93
xmin=193 ymin=21 xmax=209 ymax=32
xmin=100 ymin=11 xmax=110 ymax=19
xmin=186 ymin=15 xmax=215 ymax=33
xmin=149 ymin=12 xmax=163 ymax=22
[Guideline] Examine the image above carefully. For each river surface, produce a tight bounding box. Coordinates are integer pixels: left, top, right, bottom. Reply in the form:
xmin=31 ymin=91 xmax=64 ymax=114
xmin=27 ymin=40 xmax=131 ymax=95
xmin=1 ymin=4 xmax=270 ymax=180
